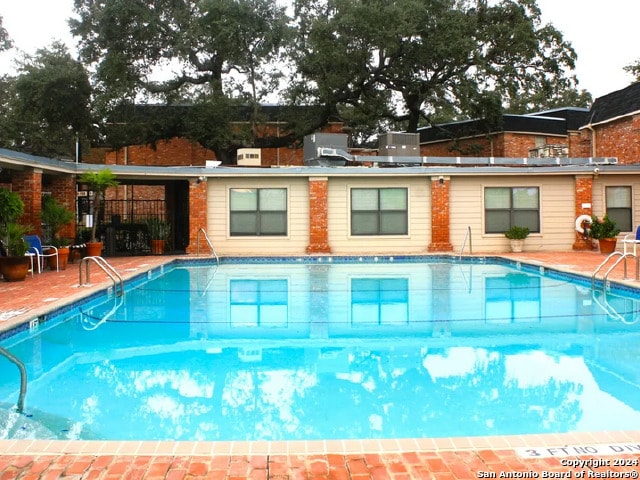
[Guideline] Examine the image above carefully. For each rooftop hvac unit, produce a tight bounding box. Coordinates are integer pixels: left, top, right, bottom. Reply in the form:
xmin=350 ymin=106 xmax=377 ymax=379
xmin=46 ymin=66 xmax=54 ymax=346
xmin=304 ymin=133 xmax=349 ymax=166
xmin=237 ymin=148 xmax=262 ymax=166
xmin=378 ymin=132 xmax=420 ymax=157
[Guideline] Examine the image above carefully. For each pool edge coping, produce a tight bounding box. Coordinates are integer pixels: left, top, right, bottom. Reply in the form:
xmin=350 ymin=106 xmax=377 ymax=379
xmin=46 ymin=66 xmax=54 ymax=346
xmin=2 ymin=253 xmax=640 ymax=454
xmin=2 ymin=430 xmax=639 ymax=456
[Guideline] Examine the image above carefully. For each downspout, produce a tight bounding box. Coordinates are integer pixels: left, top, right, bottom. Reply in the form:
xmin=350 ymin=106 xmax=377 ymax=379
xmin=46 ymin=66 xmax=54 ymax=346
xmin=585 ymin=111 xmax=597 ymax=157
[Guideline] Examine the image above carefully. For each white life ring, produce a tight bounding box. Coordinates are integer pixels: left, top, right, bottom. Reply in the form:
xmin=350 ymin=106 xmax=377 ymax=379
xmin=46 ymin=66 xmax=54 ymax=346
xmin=575 ymin=214 xmax=592 ymax=233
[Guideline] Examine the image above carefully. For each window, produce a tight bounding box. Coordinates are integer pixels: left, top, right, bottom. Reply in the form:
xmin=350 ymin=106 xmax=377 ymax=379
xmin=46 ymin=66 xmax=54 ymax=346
xmin=351 ymin=188 xmax=408 ymax=235
xmin=484 ymin=187 xmax=540 ymax=234
xmin=351 ymin=278 xmax=409 ymax=325
xmin=229 ymin=279 xmax=288 ymax=327
xmin=485 ymin=274 xmax=541 ymax=323
xmin=230 ymin=188 xmax=287 ymax=236
xmin=606 ymin=186 xmax=632 ymax=232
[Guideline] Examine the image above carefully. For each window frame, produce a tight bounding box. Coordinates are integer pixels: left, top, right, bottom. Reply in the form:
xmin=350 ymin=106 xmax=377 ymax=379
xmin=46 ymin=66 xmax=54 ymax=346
xmin=350 ymin=187 xmax=409 ymax=236
xmin=229 ymin=187 xmax=288 ymax=237
xmin=484 ymin=186 xmax=541 ymax=234
xmin=605 ymin=185 xmax=633 ymax=233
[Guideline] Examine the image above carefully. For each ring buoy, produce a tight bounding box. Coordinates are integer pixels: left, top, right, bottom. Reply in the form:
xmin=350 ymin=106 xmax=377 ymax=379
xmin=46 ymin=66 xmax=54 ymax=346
xmin=575 ymin=214 xmax=592 ymax=233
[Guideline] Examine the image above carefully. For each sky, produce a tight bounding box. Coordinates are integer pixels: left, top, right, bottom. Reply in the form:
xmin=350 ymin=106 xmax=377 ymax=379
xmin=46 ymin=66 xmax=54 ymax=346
xmin=0 ymin=0 xmax=638 ymax=100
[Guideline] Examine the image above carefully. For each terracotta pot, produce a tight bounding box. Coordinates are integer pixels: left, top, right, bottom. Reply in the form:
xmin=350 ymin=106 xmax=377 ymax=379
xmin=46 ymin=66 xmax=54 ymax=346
xmin=0 ymin=256 xmax=31 ymax=282
xmin=598 ymin=238 xmax=617 ymax=254
xmin=150 ymin=239 xmax=165 ymax=255
xmin=85 ymin=242 xmax=103 ymax=257
xmin=54 ymin=247 xmax=70 ymax=270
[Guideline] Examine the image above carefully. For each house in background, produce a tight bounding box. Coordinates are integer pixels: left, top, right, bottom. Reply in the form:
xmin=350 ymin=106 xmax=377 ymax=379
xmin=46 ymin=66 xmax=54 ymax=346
xmin=1 ymin=82 xmax=640 ymax=257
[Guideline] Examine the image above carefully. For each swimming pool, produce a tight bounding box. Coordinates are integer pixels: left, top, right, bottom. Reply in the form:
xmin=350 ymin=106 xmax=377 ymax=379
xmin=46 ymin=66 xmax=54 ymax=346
xmin=1 ymin=256 xmax=640 ymax=441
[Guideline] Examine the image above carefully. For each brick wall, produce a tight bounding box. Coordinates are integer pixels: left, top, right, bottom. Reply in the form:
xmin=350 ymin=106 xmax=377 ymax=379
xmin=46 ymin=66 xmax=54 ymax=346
xmin=48 ymin=175 xmax=77 ymax=241
xmin=573 ymin=175 xmax=594 ymax=250
xmin=13 ymin=169 xmax=43 ymax=236
xmin=306 ymin=177 xmax=331 ymax=254
xmin=592 ymin=115 xmax=640 ymax=164
xmin=186 ymin=180 xmax=207 ymax=254
xmin=420 ymin=133 xmax=570 ymax=159
xmin=428 ymin=176 xmax=453 ymax=252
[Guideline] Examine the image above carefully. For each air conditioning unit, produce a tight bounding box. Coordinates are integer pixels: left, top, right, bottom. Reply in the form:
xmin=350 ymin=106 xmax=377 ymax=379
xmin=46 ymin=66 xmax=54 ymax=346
xmin=378 ymin=132 xmax=420 ymax=156
xmin=237 ymin=148 xmax=262 ymax=166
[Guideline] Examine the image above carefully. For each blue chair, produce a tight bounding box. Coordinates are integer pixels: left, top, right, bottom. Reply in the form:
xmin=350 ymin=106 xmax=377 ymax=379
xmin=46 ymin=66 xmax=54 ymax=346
xmin=623 ymin=226 xmax=640 ymax=256
xmin=23 ymin=235 xmax=58 ymax=273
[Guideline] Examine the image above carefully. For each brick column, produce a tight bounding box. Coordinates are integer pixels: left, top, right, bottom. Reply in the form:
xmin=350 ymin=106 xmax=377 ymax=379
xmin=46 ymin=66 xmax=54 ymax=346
xmin=13 ymin=168 xmax=43 ymax=235
xmin=306 ymin=176 xmax=331 ymax=254
xmin=573 ymin=175 xmax=595 ymax=250
xmin=186 ymin=178 xmax=207 ymax=254
xmin=49 ymin=175 xmax=77 ymax=241
xmin=428 ymin=176 xmax=453 ymax=252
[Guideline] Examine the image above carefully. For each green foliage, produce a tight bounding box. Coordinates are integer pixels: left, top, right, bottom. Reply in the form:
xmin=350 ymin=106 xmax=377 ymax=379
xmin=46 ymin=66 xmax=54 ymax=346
xmin=79 ymin=169 xmax=119 ymax=242
xmin=0 ymin=188 xmax=25 ymax=225
xmin=70 ymin=0 xmax=291 ymax=162
xmin=289 ymin=0 xmax=582 ymax=133
xmin=6 ymin=223 xmax=30 ymax=256
xmin=145 ymin=217 xmax=170 ymax=240
xmin=41 ymin=196 xmax=74 ymax=243
xmin=588 ymin=215 xmax=621 ymax=240
xmin=0 ymin=16 xmax=12 ymax=51
xmin=3 ymin=42 xmax=93 ymax=158
xmin=0 ymin=189 xmax=29 ymax=256
xmin=504 ymin=225 xmax=530 ymax=240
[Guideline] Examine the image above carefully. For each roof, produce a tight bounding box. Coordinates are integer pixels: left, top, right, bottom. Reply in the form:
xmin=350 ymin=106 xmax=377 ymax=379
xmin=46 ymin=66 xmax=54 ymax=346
xmin=587 ymin=82 xmax=640 ymax=125
xmin=417 ymin=108 xmax=590 ymax=144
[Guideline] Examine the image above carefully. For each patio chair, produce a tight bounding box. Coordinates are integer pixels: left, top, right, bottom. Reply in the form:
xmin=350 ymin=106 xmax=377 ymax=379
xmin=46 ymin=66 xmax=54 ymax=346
xmin=23 ymin=235 xmax=59 ymax=273
xmin=623 ymin=226 xmax=640 ymax=256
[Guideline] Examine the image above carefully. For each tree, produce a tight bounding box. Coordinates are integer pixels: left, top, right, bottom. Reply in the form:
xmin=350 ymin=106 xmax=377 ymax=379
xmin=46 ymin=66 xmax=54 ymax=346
xmin=623 ymin=60 xmax=640 ymax=83
xmin=70 ymin=0 xmax=292 ymax=163
xmin=289 ymin=0 xmax=585 ymax=134
xmin=0 ymin=16 xmax=12 ymax=52
xmin=2 ymin=42 xmax=93 ymax=158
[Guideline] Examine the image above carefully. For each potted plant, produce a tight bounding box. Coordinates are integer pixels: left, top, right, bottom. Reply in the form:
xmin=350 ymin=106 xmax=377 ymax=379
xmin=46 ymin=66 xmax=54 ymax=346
xmin=78 ymin=169 xmax=119 ymax=257
xmin=40 ymin=196 xmax=74 ymax=270
xmin=588 ymin=214 xmax=621 ymax=254
xmin=0 ymin=188 xmax=31 ymax=281
xmin=504 ymin=225 xmax=530 ymax=253
xmin=146 ymin=217 xmax=170 ymax=255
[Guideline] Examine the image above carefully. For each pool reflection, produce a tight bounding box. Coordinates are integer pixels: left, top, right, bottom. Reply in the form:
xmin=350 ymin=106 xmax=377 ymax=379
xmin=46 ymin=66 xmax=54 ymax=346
xmin=2 ymin=260 xmax=640 ymax=441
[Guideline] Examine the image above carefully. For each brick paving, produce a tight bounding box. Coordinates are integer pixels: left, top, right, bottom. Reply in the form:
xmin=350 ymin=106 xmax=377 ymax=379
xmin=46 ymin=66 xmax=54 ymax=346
xmin=1 ymin=250 xmax=640 ymax=478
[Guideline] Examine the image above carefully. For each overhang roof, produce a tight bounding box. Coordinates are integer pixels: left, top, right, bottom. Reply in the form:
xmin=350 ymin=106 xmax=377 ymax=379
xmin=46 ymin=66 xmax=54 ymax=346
xmin=586 ymin=82 xmax=640 ymax=126
xmin=0 ymin=147 xmax=636 ymax=181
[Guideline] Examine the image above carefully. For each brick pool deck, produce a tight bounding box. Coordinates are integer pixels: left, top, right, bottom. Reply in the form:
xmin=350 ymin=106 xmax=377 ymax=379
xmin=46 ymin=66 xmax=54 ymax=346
xmin=1 ymin=251 xmax=640 ymax=479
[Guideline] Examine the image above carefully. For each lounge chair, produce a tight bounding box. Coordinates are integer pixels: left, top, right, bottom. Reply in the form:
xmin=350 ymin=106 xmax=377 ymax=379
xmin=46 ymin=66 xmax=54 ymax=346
xmin=623 ymin=226 xmax=640 ymax=255
xmin=23 ymin=235 xmax=59 ymax=273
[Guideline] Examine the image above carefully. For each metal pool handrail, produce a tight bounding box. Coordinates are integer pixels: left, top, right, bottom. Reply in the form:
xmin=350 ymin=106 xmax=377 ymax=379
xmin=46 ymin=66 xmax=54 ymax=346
xmin=196 ymin=227 xmax=219 ymax=264
xmin=0 ymin=347 xmax=27 ymax=413
xmin=591 ymin=251 xmax=639 ymax=289
xmin=460 ymin=225 xmax=472 ymax=259
xmin=79 ymin=256 xmax=124 ymax=297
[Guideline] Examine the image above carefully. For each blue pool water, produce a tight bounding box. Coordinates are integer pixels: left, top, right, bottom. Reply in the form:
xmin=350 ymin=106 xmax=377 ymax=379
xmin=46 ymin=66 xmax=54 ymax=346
xmin=1 ymin=257 xmax=640 ymax=441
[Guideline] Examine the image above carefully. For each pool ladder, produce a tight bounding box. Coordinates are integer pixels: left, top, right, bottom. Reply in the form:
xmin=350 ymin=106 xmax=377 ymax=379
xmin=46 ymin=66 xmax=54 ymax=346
xmin=591 ymin=251 xmax=640 ymax=323
xmin=0 ymin=347 xmax=27 ymax=413
xmin=196 ymin=227 xmax=219 ymax=264
xmin=79 ymin=256 xmax=124 ymax=297
xmin=591 ymin=251 xmax=639 ymax=289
